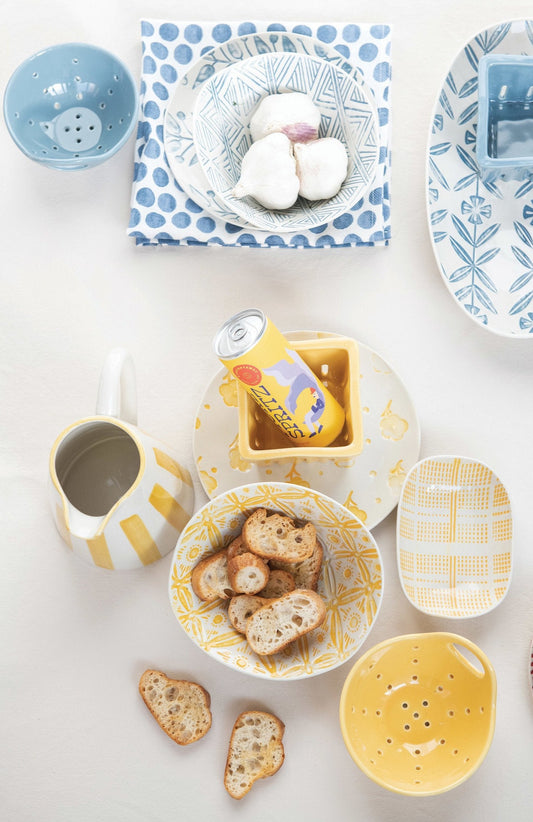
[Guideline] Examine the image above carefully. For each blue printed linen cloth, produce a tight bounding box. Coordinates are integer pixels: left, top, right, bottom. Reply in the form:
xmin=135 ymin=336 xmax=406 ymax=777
xmin=128 ymin=21 xmax=392 ymax=248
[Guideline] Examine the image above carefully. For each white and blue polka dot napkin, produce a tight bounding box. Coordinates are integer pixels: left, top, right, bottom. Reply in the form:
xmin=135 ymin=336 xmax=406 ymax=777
xmin=128 ymin=21 xmax=392 ymax=248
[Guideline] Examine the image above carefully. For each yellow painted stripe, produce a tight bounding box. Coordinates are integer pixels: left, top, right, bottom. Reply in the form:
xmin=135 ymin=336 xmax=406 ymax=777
xmin=55 ymin=504 xmax=73 ymax=549
xmin=449 ymin=554 xmax=457 ymax=610
xmin=120 ymin=515 xmax=162 ymax=566
xmin=149 ymin=484 xmax=190 ymax=532
xmin=87 ymin=533 xmax=114 ymax=570
xmin=153 ymin=448 xmax=192 ymax=486
xmin=448 ymin=457 xmax=461 ymax=543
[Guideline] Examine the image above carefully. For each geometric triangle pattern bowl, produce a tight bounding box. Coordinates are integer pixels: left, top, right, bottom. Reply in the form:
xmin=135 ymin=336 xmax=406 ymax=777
xmin=168 ymin=481 xmax=383 ymax=680
xmin=397 ymin=456 xmax=512 ymax=618
xmin=193 ymin=52 xmax=379 ymax=232
xmin=340 ymin=632 xmax=497 ymax=796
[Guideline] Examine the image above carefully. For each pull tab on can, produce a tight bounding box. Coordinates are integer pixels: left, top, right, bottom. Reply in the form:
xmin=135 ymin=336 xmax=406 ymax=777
xmin=214 ymin=309 xmax=345 ymax=446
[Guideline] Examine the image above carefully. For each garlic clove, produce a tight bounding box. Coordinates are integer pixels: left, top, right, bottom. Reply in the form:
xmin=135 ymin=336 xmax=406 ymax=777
xmin=250 ymin=92 xmax=321 ymax=143
xmin=294 ymin=138 xmax=349 ymax=201
xmin=233 ymin=132 xmax=300 ymax=210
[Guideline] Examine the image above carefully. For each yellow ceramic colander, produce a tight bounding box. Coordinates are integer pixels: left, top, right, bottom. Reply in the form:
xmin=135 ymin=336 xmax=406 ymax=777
xmin=339 ymin=632 xmax=496 ymax=796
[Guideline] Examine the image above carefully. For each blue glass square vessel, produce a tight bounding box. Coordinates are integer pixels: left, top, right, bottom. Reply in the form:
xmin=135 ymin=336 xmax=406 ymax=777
xmin=476 ymin=53 xmax=533 ymax=183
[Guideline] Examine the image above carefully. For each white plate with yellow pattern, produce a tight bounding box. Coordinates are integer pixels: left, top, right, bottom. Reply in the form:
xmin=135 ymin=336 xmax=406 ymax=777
xmin=168 ymin=481 xmax=383 ymax=680
xmin=397 ymin=455 xmax=513 ymax=618
xmin=193 ymin=332 xmax=421 ymax=530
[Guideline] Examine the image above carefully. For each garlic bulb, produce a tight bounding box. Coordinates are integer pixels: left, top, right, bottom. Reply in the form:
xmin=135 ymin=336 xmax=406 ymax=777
xmin=294 ymin=138 xmax=348 ymax=201
xmin=233 ymin=132 xmax=300 ymax=210
xmin=250 ymin=92 xmax=321 ymax=143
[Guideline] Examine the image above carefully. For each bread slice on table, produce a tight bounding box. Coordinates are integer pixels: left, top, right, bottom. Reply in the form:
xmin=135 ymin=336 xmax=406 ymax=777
xmin=228 ymin=552 xmax=270 ymax=595
xmin=242 ymin=508 xmax=316 ymax=563
xmin=139 ymin=670 xmax=212 ymax=745
xmin=245 ymin=589 xmax=326 ymax=655
xmin=270 ymin=539 xmax=324 ymax=591
xmin=191 ymin=549 xmax=234 ymax=601
xmin=224 ymin=710 xmax=285 ymax=799
xmin=259 ymin=568 xmax=295 ymax=598
xmin=228 ymin=595 xmax=274 ymax=634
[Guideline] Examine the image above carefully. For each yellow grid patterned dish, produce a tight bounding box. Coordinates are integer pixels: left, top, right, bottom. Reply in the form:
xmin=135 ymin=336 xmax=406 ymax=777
xmin=397 ymin=456 xmax=512 ymax=618
xmin=168 ymin=481 xmax=383 ymax=680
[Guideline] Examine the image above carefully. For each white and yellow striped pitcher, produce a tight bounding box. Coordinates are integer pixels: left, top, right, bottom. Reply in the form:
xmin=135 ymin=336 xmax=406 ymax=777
xmin=49 ymin=349 xmax=195 ymax=570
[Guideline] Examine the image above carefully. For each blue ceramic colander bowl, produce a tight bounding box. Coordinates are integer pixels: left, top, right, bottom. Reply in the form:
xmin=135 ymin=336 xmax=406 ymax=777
xmin=3 ymin=43 xmax=138 ymax=170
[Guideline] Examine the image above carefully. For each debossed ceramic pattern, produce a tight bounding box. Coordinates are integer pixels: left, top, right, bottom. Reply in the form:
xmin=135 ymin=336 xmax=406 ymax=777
xmin=427 ymin=19 xmax=533 ymax=337
xmin=193 ymin=51 xmax=378 ymax=231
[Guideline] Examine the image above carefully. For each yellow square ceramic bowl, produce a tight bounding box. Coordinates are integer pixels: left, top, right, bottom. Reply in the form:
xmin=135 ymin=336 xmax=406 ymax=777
xmin=340 ymin=632 xmax=497 ymax=796
xmin=237 ymin=337 xmax=363 ymax=461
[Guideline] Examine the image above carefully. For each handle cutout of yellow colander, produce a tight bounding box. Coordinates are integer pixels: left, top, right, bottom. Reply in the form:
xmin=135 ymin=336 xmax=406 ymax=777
xmin=449 ymin=637 xmax=489 ymax=679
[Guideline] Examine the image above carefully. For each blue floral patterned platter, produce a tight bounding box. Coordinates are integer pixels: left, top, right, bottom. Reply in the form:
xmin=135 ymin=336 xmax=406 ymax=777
xmin=427 ymin=19 xmax=533 ymax=338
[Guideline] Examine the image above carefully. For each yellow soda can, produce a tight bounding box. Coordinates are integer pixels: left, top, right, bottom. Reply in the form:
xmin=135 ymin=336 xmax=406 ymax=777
xmin=214 ymin=309 xmax=345 ymax=446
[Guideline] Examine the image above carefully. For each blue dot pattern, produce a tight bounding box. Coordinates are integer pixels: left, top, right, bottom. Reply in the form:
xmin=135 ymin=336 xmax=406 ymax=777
xmin=129 ymin=20 xmax=392 ymax=248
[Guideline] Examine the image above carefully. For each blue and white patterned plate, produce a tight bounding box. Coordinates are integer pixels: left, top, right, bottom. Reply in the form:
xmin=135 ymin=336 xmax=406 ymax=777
xmin=193 ymin=52 xmax=378 ymax=232
xmin=427 ymin=18 xmax=533 ymax=338
xmin=132 ymin=20 xmax=391 ymax=247
xmin=164 ymin=30 xmax=376 ymax=230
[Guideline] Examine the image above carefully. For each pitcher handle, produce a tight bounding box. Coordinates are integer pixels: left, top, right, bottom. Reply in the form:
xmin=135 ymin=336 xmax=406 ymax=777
xmin=95 ymin=348 xmax=137 ymax=425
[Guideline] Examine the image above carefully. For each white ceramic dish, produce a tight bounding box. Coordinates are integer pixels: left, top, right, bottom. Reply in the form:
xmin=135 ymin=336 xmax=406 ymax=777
xmin=193 ymin=332 xmax=421 ymax=530
xmin=397 ymin=455 xmax=513 ymax=618
xmin=426 ymin=18 xmax=533 ymax=338
xmin=163 ymin=31 xmax=372 ymax=229
xmin=193 ymin=51 xmax=378 ymax=232
xmin=168 ymin=481 xmax=383 ymax=680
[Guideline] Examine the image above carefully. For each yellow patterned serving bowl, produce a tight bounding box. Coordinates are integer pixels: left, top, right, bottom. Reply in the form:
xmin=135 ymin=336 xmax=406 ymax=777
xmin=397 ymin=455 xmax=513 ymax=618
xmin=168 ymin=481 xmax=383 ymax=680
xmin=339 ymin=632 xmax=497 ymax=796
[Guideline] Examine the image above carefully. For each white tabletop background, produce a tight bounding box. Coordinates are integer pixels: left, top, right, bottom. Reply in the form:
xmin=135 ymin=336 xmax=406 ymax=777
xmin=2 ymin=1 xmax=532 ymax=820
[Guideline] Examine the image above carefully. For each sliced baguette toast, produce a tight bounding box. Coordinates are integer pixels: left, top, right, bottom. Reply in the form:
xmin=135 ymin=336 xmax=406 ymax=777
xmin=191 ymin=549 xmax=233 ymax=601
xmin=245 ymin=589 xmax=326 ymax=655
xmin=259 ymin=568 xmax=295 ymax=598
xmin=242 ymin=508 xmax=316 ymax=563
xmin=139 ymin=670 xmax=212 ymax=745
xmin=228 ymin=552 xmax=270 ymax=595
xmin=270 ymin=539 xmax=324 ymax=591
xmin=224 ymin=710 xmax=285 ymax=799
xmin=226 ymin=533 xmax=247 ymax=561
xmin=228 ymin=594 xmax=274 ymax=634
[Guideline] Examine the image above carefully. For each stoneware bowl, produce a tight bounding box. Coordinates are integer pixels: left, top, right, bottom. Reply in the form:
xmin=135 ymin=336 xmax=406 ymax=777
xmin=4 ymin=43 xmax=138 ymax=170
xmin=397 ymin=455 xmax=513 ymax=618
xmin=192 ymin=51 xmax=379 ymax=231
xmin=339 ymin=632 xmax=497 ymax=796
xmin=168 ymin=481 xmax=383 ymax=680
